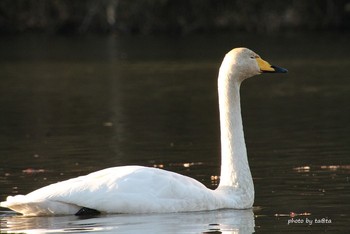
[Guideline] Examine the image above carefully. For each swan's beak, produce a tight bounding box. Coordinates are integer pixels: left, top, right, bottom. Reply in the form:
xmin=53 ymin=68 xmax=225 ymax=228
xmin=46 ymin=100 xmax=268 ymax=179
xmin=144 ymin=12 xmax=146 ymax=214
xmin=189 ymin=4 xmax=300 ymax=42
xmin=256 ymin=57 xmax=288 ymax=73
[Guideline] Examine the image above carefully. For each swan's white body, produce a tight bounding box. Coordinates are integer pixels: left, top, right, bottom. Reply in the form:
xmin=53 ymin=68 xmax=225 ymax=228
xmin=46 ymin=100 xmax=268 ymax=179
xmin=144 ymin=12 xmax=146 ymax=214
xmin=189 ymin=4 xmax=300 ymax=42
xmin=1 ymin=48 xmax=286 ymax=216
xmin=2 ymin=166 xmax=249 ymax=216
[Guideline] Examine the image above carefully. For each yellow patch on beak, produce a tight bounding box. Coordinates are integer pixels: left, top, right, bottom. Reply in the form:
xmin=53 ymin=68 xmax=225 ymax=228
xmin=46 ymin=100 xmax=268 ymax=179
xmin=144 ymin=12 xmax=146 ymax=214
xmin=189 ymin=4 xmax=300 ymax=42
xmin=256 ymin=57 xmax=274 ymax=72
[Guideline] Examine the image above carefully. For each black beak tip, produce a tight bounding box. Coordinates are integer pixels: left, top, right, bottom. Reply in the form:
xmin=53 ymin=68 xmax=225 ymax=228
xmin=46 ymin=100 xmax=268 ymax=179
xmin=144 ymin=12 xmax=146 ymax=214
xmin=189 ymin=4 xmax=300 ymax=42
xmin=271 ymin=65 xmax=288 ymax=73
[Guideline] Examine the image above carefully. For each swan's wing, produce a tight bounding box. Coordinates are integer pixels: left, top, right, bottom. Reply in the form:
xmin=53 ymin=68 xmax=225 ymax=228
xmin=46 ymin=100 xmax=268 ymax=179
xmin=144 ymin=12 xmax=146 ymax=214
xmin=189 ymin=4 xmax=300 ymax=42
xmin=1 ymin=166 xmax=221 ymax=215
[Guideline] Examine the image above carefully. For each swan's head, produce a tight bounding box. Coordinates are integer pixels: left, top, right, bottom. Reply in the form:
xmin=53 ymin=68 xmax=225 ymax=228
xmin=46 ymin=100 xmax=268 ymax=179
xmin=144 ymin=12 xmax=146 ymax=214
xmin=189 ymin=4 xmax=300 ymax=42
xmin=219 ymin=47 xmax=287 ymax=83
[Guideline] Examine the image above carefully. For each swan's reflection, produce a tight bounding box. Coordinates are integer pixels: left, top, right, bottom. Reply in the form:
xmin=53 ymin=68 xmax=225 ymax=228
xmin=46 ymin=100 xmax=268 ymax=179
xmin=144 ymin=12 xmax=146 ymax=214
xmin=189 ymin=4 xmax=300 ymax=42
xmin=1 ymin=209 xmax=254 ymax=233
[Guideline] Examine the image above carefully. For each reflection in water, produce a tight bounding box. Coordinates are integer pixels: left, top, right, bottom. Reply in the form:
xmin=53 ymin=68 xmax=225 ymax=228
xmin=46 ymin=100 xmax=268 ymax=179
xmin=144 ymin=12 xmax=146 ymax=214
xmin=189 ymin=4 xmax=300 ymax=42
xmin=1 ymin=209 xmax=255 ymax=233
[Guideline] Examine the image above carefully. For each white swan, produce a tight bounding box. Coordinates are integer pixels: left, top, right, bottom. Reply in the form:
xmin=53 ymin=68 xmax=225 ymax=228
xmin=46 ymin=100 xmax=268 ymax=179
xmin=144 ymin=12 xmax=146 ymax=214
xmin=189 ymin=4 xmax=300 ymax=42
xmin=0 ymin=48 xmax=287 ymax=216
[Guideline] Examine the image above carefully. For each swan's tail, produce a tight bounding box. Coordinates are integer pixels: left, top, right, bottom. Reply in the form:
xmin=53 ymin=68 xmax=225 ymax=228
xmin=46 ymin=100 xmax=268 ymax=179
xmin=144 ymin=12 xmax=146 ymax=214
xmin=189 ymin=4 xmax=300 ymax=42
xmin=1 ymin=195 xmax=81 ymax=216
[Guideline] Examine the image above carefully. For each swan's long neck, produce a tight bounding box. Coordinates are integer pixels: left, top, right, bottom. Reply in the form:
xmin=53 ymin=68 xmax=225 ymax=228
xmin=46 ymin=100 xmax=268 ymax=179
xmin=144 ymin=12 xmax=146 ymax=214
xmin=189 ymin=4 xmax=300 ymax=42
xmin=217 ymin=67 xmax=254 ymax=195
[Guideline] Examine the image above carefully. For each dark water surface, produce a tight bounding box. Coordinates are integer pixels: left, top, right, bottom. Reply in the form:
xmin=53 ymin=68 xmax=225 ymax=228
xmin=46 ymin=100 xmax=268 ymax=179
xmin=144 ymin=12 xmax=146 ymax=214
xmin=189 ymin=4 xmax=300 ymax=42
xmin=0 ymin=33 xmax=349 ymax=233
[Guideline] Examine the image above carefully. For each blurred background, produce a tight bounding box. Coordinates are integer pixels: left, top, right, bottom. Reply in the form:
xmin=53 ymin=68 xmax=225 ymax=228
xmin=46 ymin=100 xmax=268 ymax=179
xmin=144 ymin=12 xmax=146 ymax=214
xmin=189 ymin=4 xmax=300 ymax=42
xmin=0 ymin=0 xmax=349 ymax=34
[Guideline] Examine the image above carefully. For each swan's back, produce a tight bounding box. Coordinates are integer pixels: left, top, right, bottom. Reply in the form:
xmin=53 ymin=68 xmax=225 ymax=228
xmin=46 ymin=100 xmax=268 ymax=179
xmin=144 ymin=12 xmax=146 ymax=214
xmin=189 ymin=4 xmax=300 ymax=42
xmin=1 ymin=166 xmax=232 ymax=215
